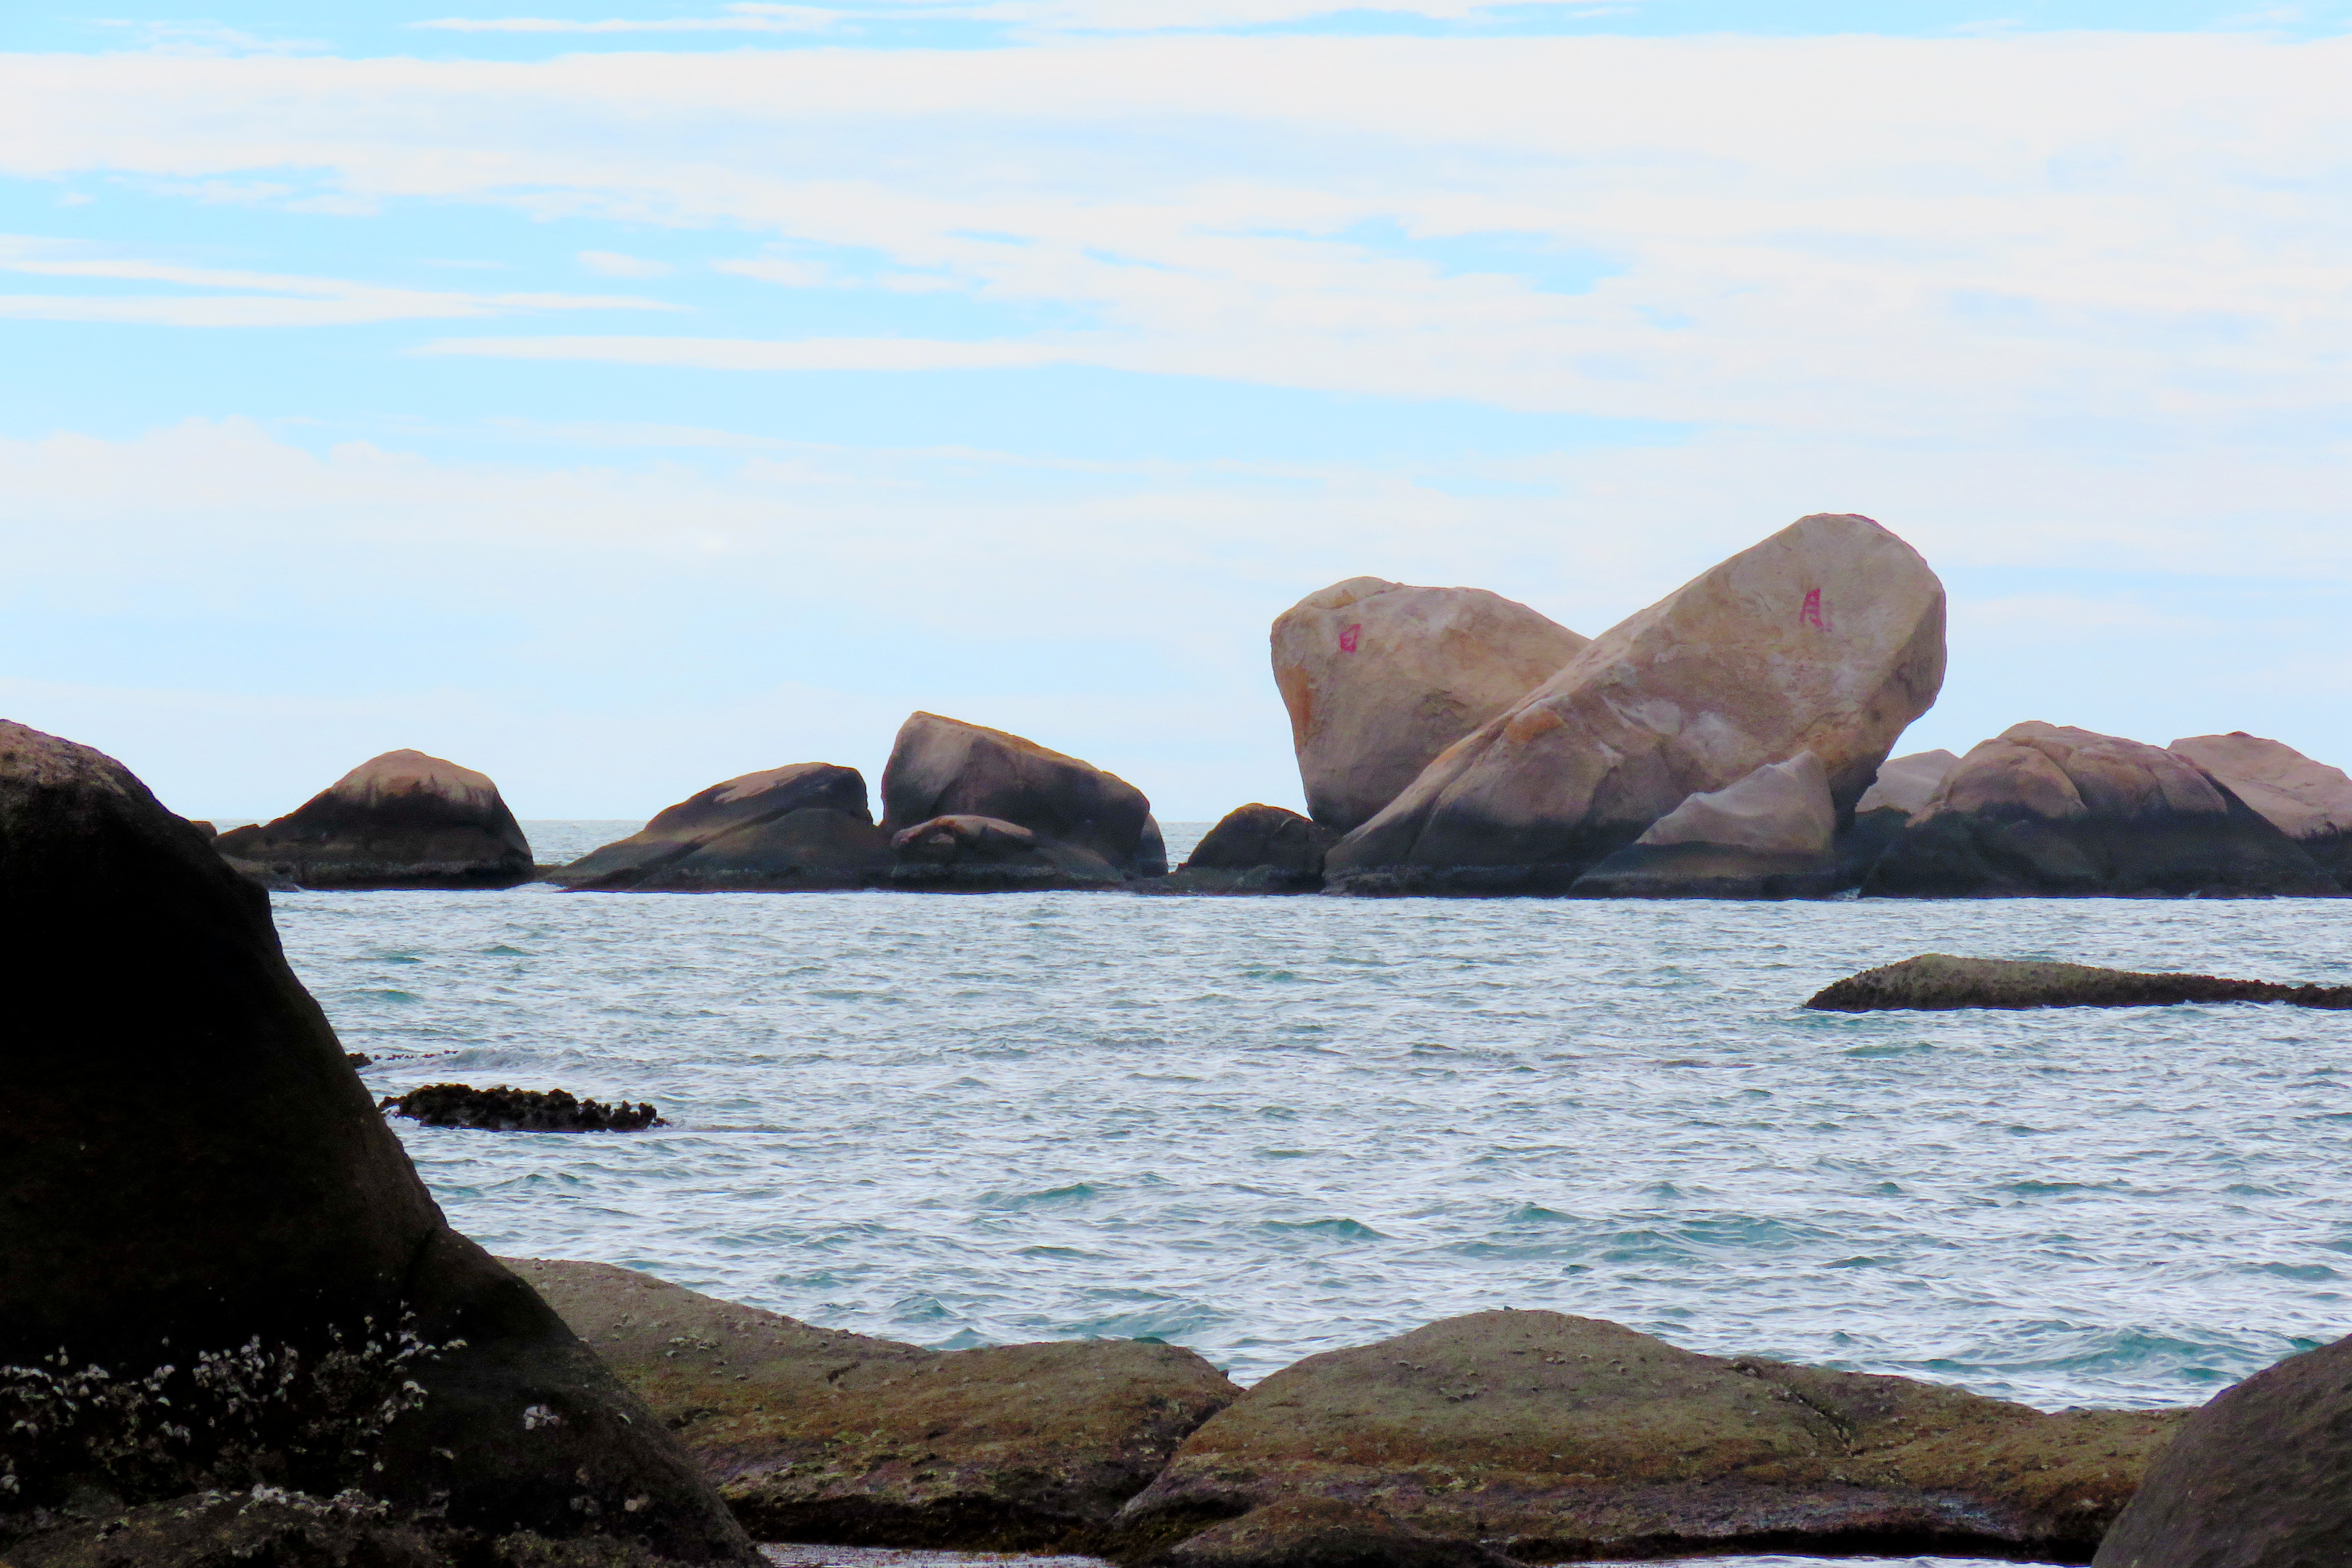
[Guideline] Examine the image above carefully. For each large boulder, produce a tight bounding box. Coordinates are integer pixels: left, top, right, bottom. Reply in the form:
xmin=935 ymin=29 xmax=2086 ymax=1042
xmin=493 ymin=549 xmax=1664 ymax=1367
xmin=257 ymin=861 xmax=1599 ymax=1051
xmin=1807 ymin=953 xmax=2352 ymax=1012
xmin=1569 ymin=751 xmax=1842 ymax=898
xmin=1324 ymin=515 xmax=1946 ymax=896
xmin=2170 ymin=731 xmax=2352 ymax=888
xmin=1154 ymin=804 xmax=1337 ymax=894
xmin=0 ymin=721 xmax=751 ymax=1562
xmin=214 ymin=749 xmax=532 ymax=890
xmin=506 ymin=1259 xmax=1240 ymax=1552
xmin=1867 ymin=723 xmax=2341 ymax=898
xmin=555 ymin=764 xmax=888 ymax=892
xmin=880 ymin=713 xmax=1159 ymax=881
xmin=1115 ymin=1310 xmax=2182 ymax=1563
xmin=1270 ymin=579 xmax=1588 ymax=833
xmin=2093 ymin=1334 xmax=2352 ymax=1567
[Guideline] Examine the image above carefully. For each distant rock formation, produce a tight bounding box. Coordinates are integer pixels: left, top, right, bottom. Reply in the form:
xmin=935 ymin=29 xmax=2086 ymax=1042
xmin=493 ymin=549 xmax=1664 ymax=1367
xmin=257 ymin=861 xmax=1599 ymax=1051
xmin=1807 ymin=953 xmax=2352 ymax=1011
xmin=0 ymin=720 xmax=750 ymax=1562
xmin=1867 ymin=722 xmax=2341 ymax=898
xmin=555 ymin=763 xmax=889 ymax=892
xmin=381 ymin=1083 xmax=665 ymax=1132
xmin=1271 ymin=579 xmax=1587 ymax=833
xmin=886 ymin=813 xmax=1128 ymax=890
xmin=2092 ymin=1334 xmax=2352 ymax=1566
xmin=1155 ymin=803 xmax=1337 ymax=894
xmin=214 ymin=748 xmax=533 ymax=890
xmin=1113 ymin=1309 xmax=2180 ymax=1563
xmin=1325 ymin=515 xmax=1946 ymax=895
xmin=2171 ymin=731 xmax=2352 ymax=888
xmin=508 ymin=1258 xmax=1240 ymax=1552
xmin=881 ymin=713 xmax=1160 ymax=884
xmin=1571 ymin=751 xmax=1842 ymax=898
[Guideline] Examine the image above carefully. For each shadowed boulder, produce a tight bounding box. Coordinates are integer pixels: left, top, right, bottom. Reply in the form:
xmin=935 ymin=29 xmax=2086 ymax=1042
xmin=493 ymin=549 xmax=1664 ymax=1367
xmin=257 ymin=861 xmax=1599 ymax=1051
xmin=886 ymin=813 xmax=1128 ymax=891
xmin=1271 ymin=579 xmax=1587 ymax=834
xmin=1155 ymin=804 xmax=1337 ymax=894
xmin=1324 ymin=515 xmax=1946 ymax=897
xmin=1115 ymin=1310 xmax=2182 ymax=1563
xmin=1866 ymin=723 xmax=2340 ymax=898
xmin=506 ymin=1259 xmax=1240 ymax=1553
xmin=881 ymin=713 xmax=1158 ymax=877
xmin=1570 ymin=752 xmax=1843 ymax=899
xmin=0 ymin=720 xmax=752 ymax=1563
xmin=1806 ymin=953 xmax=2352 ymax=1012
xmin=556 ymin=764 xmax=888 ymax=892
xmin=214 ymin=749 xmax=532 ymax=890
xmin=2170 ymin=731 xmax=2352 ymax=890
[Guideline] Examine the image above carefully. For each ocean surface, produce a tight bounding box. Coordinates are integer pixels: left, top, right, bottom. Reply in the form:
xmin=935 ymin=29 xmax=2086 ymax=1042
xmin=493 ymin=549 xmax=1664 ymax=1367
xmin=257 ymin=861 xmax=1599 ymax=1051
xmin=272 ymin=818 xmax=2352 ymax=1557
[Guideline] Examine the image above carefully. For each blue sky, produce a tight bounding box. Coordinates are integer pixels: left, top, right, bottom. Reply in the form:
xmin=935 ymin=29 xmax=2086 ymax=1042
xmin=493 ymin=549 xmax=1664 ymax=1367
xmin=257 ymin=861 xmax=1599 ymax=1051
xmin=4 ymin=2 xmax=2351 ymax=819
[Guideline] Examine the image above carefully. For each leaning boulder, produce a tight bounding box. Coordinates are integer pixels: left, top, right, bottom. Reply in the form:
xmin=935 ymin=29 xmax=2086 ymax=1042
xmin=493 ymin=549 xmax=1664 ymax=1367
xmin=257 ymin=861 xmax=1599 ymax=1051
xmin=214 ymin=749 xmax=532 ymax=890
xmin=2093 ymin=1334 xmax=2352 ymax=1567
xmin=881 ymin=714 xmax=1158 ymax=881
xmin=1324 ymin=515 xmax=1946 ymax=896
xmin=1855 ymin=748 xmax=1959 ymax=816
xmin=556 ymin=764 xmax=888 ymax=892
xmin=1115 ymin=1310 xmax=2182 ymax=1562
xmin=2170 ymin=731 xmax=2352 ymax=888
xmin=0 ymin=720 xmax=751 ymax=1562
xmin=1806 ymin=953 xmax=2352 ymax=1012
xmin=1867 ymin=722 xmax=2340 ymax=898
xmin=1271 ymin=579 xmax=1587 ymax=834
xmin=1570 ymin=752 xmax=1842 ymax=898
xmin=506 ymin=1259 xmax=1240 ymax=1552
xmin=1155 ymin=804 xmax=1337 ymax=894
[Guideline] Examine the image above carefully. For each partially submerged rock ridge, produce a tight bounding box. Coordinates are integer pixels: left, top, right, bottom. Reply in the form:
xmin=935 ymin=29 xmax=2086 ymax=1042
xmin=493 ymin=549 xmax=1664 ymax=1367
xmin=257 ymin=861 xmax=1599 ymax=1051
xmin=214 ymin=748 xmax=533 ymax=890
xmin=382 ymin=1082 xmax=665 ymax=1132
xmin=1807 ymin=953 xmax=2352 ymax=1012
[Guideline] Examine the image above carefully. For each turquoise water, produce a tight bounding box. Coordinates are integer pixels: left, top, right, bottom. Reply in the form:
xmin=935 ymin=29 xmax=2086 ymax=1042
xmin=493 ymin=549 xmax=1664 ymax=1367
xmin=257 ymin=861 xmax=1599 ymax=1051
xmin=279 ymin=822 xmax=2352 ymax=1421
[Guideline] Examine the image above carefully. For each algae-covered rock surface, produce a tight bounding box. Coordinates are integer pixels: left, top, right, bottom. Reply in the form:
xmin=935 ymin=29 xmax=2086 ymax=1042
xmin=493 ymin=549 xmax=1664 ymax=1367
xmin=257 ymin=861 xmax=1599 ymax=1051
xmin=1807 ymin=953 xmax=2352 ymax=1012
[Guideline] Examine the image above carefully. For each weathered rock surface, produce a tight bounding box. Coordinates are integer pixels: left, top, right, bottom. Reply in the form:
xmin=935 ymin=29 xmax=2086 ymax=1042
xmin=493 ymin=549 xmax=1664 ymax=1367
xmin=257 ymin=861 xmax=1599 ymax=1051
xmin=881 ymin=714 xmax=1156 ymax=878
xmin=1271 ymin=579 xmax=1587 ymax=834
xmin=1153 ymin=1497 xmax=1516 ymax=1568
xmin=1806 ymin=953 xmax=2352 ymax=1012
xmin=1571 ymin=752 xmax=1842 ymax=899
xmin=2093 ymin=1333 xmax=2352 ymax=1568
xmin=887 ymin=813 xmax=1128 ymax=891
xmin=1866 ymin=723 xmax=2340 ymax=898
xmin=0 ymin=720 xmax=751 ymax=1563
xmin=1324 ymin=516 xmax=1946 ymax=896
xmin=505 ymin=1259 xmax=1240 ymax=1553
xmin=1155 ymin=804 xmax=1338 ymax=894
xmin=556 ymin=765 xmax=888 ymax=892
xmin=1855 ymin=749 xmax=1960 ymax=817
xmin=1115 ymin=1310 xmax=2182 ymax=1563
xmin=2170 ymin=731 xmax=2352 ymax=888
xmin=214 ymin=749 xmax=533 ymax=890
xmin=381 ymin=1083 xmax=664 ymax=1133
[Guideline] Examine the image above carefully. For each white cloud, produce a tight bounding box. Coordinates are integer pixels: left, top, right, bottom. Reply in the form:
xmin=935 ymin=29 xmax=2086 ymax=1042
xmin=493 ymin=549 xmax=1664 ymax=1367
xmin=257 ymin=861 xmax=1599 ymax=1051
xmin=416 ymin=5 xmax=842 ymax=33
xmin=415 ymin=332 xmax=1071 ymax=368
xmin=578 ymin=249 xmax=676 ymax=277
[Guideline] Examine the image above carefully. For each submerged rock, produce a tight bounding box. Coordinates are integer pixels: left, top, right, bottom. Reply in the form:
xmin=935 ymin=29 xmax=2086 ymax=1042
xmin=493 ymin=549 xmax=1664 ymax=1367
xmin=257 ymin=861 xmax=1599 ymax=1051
xmin=1805 ymin=953 xmax=2352 ymax=1012
xmin=555 ymin=764 xmax=888 ymax=892
xmin=881 ymin=713 xmax=1157 ymax=878
xmin=0 ymin=720 xmax=751 ymax=1562
xmin=1325 ymin=514 xmax=1946 ymax=896
xmin=1570 ymin=752 xmax=1842 ymax=898
xmin=887 ymin=813 xmax=1128 ymax=891
xmin=2170 ymin=731 xmax=2352 ymax=889
xmin=506 ymin=1259 xmax=1240 ymax=1553
xmin=1155 ymin=804 xmax=1337 ymax=894
xmin=1867 ymin=722 xmax=2340 ymax=898
xmin=1271 ymin=578 xmax=1587 ymax=834
xmin=2092 ymin=1334 xmax=2352 ymax=1567
xmin=1115 ymin=1310 xmax=2182 ymax=1563
xmin=381 ymin=1083 xmax=664 ymax=1133
xmin=214 ymin=749 xmax=533 ymax=890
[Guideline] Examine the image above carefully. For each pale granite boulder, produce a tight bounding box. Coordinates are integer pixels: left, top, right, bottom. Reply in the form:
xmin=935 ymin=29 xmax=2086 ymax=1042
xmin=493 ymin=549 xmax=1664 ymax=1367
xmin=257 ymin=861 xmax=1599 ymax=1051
xmin=2170 ymin=731 xmax=2352 ymax=888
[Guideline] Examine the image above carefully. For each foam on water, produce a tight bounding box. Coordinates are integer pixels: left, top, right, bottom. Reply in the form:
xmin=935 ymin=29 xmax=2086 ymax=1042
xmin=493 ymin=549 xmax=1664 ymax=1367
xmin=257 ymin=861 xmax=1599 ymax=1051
xmin=279 ymin=823 xmax=2352 ymax=1417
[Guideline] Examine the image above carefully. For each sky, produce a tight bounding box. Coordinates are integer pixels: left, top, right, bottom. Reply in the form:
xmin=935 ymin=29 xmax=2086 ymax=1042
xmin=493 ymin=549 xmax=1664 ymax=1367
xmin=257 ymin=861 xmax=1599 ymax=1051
xmin=4 ymin=2 xmax=2350 ymax=821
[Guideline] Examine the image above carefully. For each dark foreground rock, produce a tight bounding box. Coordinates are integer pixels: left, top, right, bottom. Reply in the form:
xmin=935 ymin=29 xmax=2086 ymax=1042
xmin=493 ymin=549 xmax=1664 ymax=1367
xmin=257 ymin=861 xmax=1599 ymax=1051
xmin=214 ymin=749 xmax=534 ymax=890
xmin=382 ymin=1083 xmax=664 ymax=1132
xmin=555 ymin=765 xmax=889 ymax=892
xmin=1114 ymin=1310 xmax=2182 ymax=1563
xmin=2093 ymin=1333 xmax=2352 ymax=1567
xmin=507 ymin=1259 xmax=1240 ymax=1553
xmin=887 ymin=813 xmax=1130 ymax=891
xmin=1154 ymin=804 xmax=1337 ymax=894
xmin=0 ymin=720 xmax=751 ymax=1563
xmin=881 ymin=713 xmax=1160 ymax=881
xmin=1807 ymin=953 xmax=2352 ymax=1012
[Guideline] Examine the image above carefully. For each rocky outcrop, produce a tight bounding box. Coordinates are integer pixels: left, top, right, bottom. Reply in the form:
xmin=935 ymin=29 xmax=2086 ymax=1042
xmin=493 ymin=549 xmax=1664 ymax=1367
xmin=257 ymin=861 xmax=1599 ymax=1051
xmin=1154 ymin=1498 xmax=1515 ymax=1568
xmin=214 ymin=749 xmax=533 ymax=890
xmin=881 ymin=714 xmax=1160 ymax=887
xmin=1806 ymin=953 xmax=2352 ymax=1012
xmin=2170 ymin=731 xmax=2352 ymax=888
xmin=1271 ymin=579 xmax=1587 ymax=834
xmin=0 ymin=721 xmax=751 ymax=1562
xmin=1155 ymin=804 xmax=1337 ymax=894
xmin=887 ymin=813 xmax=1129 ymax=891
xmin=1570 ymin=752 xmax=1842 ymax=898
xmin=506 ymin=1259 xmax=1240 ymax=1552
xmin=1115 ymin=1310 xmax=2182 ymax=1563
xmin=1324 ymin=515 xmax=1946 ymax=896
xmin=1856 ymin=749 xmax=1959 ymax=816
xmin=2093 ymin=1334 xmax=2352 ymax=1567
xmin=381 ymin=1083 xmax=665 ymax=1132
xmin=1866 ymin=723 xmax=2341 ymax=898
xmin=556 ymin=764 xmax=889 ymax=892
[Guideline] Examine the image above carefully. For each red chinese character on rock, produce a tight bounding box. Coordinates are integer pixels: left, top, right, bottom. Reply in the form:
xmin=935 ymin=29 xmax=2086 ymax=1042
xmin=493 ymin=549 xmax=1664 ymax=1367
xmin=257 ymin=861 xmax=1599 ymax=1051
xmin=1800 ymin=588 xmax=1825 ymax=631
xmin=1339 ymin=623 xmax=1362 ymax=653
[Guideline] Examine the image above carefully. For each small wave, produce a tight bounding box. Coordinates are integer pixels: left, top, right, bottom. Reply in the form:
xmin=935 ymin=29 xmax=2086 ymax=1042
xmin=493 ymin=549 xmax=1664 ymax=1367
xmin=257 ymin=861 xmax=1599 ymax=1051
xmin=977 ymin=1183 xmax=1101 ymax=1210
xmin=1259 ymin=1217 xmax=1387 ymax=1242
